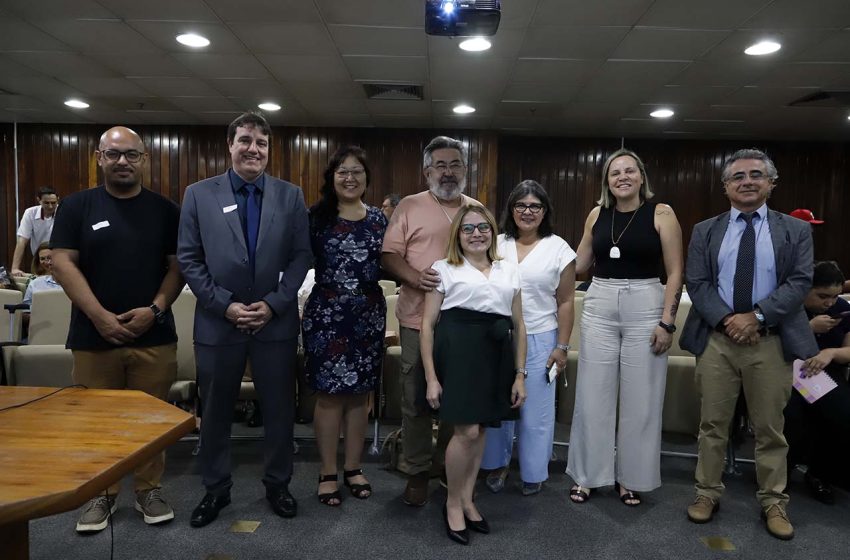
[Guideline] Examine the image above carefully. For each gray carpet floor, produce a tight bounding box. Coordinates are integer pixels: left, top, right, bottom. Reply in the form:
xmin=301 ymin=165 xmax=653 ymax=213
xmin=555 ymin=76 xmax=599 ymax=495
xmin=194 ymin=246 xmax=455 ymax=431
xmin=29 ymin=423 xmax=849 ymax=560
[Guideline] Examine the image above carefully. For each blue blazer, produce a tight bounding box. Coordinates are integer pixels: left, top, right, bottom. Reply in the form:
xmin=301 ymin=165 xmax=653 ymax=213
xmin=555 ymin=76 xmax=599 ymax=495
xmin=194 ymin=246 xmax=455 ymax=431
xmin=679 ymin=208 xmax=818 ymax=362
xmin=177 ymin=171 xmax=312 ymax=345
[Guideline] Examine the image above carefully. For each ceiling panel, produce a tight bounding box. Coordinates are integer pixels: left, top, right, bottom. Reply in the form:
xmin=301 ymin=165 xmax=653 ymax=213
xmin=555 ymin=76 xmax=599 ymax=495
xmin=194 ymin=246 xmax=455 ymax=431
xmin=6 ymin=52 xmax=122 ymax=78
xmin=426 ymin=28 xmax=526 ymax=59
xmin=366 ymin=99 xmax=431 ymax=116
xmin=285 ymin=81 xmax=365 ymax=101
xmin=532 ymin=0 xmax=654 ymax=26
xmin=260 ymin=54 xmax=351 ymax=83
xmin=510 ymin=59 xmax=603 ymax=86
xmin=344 ymin=56 xmax=427 ymax=83
xmin=128 ymin=77 xmax=221 ymax=97
xmin=0 ymin=76 xmax=76 ymax=97
xmin=0 ymin=0 xmax=115 ymax=20
xmin=316 ymin=0 xmax=422 ymax=26
xmin=649 ymin=85 xmax=738 ymax=105
xmin=0 ymin=19 xmax=70 ymax=51
xmin=330 ymin=26 xmax=425 ymax=57
xmin=90 ymin=54 xmax=194 ymax=78
xmin=501 ymin=82 xmax=581 ymax=104
xmin=609 ymin=28 xmax=731 ymax=61
xmin=205 ymin=0 xmax=323 ymax=23
xmin=742 ymin=0 xmax=850 ymax=28
xmin=636 ymin=0 xmax=772 ymax=28
xmin=699 ymin=29 xmax=832 ymax=63
xmin=97 ymin=0 xmax=220 ymax=21
xmin=793 ymin=30 xmax=850 ymax=63
xmin=60 ymin=77 xmax=153 ymax=97
xmin=520 ymin=26 xmax=630 ymax=59
xmin=171 ymin=54 xmax=272 ymax=79
xmin=33 ymin=20 xmax=160 ymax=55
xmin=230 ymin=23 xmax=337 ymax=56
xmin=720 ymin=86 xmax=822 ymax=106
xmin=573 ymin=61 xmax=691 ymax=103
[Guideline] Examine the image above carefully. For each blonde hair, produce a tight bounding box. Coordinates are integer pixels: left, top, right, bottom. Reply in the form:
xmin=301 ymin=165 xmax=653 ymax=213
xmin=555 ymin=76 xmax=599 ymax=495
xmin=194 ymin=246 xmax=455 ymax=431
xmin=597 ymin=148 xmax=655 ymax=208
xmin=445 ymin=204 xmax=501 ymax=265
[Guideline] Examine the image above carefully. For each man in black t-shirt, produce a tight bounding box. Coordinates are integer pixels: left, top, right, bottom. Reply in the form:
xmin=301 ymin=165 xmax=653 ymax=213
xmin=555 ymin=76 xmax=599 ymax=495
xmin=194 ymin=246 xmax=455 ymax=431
xmin=784 ymin=261 xmax=850 ymax=505
xmin=51 ymin=126 xmax=184 ymax=534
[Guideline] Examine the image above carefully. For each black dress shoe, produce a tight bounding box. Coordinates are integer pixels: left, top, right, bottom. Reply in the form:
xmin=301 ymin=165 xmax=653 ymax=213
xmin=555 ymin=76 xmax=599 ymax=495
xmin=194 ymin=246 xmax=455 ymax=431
xmin=464 ymin=513 xmax=490 ymax=534
xmin=190 ymin=493 xmax=230 ymax=528
xmin=443 ymin=505 xmax=469 ymax=545
xmin=805 ymin=472 xmax=835 ymax=505
xmin=267 ymin=486 xmax=297 ymax=518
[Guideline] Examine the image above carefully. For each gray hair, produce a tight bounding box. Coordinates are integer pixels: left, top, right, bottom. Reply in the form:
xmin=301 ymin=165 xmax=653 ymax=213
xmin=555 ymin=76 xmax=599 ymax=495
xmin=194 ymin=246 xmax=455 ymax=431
xmin=721 ymin=148 xmax=779 ymax=182
xmin=423 ymin=135 xmax=467 ymax=169
xmin=597 ymin=148 xmax=654 ymax=208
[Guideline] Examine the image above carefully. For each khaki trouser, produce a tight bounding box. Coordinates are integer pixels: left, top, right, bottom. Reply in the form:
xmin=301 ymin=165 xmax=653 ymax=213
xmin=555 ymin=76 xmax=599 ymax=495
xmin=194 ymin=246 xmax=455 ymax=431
xmin=72 ymin=343 xmax=178 ymax=495
xmin=399 ymin=327 xmax=452 ymax=475
xmin=694 ymin=332 xmax=792 ymax=507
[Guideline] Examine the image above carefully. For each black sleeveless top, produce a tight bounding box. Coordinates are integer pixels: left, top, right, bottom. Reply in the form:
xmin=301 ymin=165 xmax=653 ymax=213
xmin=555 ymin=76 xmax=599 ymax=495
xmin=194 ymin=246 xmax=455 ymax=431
xmin=591 ymin=201 xmax=662 ymax=279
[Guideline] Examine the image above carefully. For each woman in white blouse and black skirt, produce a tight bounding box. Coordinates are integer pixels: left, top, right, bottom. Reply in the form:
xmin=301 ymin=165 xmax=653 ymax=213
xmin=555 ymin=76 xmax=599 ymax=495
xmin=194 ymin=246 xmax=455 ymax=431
xmin=420 ymin=204 xmax=527 ymax=546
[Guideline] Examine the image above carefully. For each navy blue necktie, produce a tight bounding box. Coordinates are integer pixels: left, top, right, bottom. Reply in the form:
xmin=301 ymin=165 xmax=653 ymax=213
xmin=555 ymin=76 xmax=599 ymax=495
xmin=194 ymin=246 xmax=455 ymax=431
xmin=733 ymin=212 xmax=756 ymax=313
xmin=244 ymin=184 xmax=260 ymax=269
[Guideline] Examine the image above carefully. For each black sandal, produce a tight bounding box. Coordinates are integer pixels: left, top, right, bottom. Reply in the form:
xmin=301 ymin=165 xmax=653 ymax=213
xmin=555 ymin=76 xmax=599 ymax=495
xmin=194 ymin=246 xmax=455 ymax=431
xmin=343 ymin=468 xmax=372 ymax=499
xmin=614 ymin=482 xmax=641 ymax=507
xmin=318 ymin=473 xmax=342 ymax=506
xmin=569 ymin=485 xmax=591 ymax=504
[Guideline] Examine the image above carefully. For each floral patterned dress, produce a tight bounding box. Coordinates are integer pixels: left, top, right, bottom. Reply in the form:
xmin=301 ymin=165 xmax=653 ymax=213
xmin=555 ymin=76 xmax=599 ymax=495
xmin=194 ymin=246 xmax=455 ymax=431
xmin=302 ymin=206 xmax=387 ymax=394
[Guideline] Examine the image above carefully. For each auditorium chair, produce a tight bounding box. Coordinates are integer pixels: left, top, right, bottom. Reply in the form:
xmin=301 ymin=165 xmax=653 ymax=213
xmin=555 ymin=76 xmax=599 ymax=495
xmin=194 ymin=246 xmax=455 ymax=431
xmin=27 ymin=289 xmax=72 ymax=345
xmin=379 ymin=279 xmax=398 ymax=296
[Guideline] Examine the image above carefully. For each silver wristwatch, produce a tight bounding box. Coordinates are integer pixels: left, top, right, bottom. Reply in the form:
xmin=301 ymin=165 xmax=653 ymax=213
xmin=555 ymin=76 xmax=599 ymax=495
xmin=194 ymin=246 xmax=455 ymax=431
xmin=555 ymin=343 xmax=570 ymax=352
xmin=753 ymin=307 xmax=766 ymax=325
xmin=516 ymin=368 xmax=528 ymax=379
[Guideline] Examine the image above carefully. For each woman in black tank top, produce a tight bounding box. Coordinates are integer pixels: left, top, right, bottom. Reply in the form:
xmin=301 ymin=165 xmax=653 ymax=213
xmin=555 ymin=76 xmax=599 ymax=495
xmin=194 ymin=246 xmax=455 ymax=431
xmin=566 ymin=149 xmax=684 ymax=507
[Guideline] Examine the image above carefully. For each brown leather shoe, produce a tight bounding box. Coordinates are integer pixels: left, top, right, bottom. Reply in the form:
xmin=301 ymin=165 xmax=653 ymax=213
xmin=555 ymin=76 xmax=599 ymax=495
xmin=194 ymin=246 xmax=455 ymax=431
xmin=687 ymin=495 xmax=719 ymax=523
xmin=762 ymin=504 xmax=794 ymax=540
xmin=402 ymin=472 xmax=430 ymax=507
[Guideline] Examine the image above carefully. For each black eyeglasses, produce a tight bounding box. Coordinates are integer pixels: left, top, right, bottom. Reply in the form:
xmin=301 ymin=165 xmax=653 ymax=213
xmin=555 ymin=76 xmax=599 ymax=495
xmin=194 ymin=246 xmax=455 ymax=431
xmin=101 ymin=149 xmax=145 ymax=163
xmin=513 ymin=203 xmax=545 ymax=214
xmin=460 ymin=222 xmax=492 ymax=234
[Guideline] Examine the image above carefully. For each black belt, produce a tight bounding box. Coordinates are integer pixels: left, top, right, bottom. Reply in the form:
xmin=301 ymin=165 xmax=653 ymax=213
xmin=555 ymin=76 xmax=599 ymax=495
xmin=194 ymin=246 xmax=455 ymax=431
xmin=715 ymin=324 xmax=779 ymax=337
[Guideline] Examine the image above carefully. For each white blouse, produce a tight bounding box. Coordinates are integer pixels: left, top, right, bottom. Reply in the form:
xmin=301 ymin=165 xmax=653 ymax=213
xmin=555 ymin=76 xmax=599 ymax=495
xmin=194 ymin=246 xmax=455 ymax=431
xmin=497 ymin=234 xmax=576 ymax=334
xmin=432 ymin=257 xmax=520 ymax=316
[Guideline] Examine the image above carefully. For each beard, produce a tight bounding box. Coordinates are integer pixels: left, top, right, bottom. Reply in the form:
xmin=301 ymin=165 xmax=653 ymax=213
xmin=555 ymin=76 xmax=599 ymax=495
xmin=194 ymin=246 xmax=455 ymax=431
xmin=428 ymin=175 xmax=466 ymax=201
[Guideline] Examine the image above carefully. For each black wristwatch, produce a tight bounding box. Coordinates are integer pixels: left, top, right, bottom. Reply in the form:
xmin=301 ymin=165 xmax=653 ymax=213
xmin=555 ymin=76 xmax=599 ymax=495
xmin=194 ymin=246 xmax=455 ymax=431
xmin=149 ymin=303 xmax=166 ymax=324
xmin=658 ymin=320 xmax=676 ymax=334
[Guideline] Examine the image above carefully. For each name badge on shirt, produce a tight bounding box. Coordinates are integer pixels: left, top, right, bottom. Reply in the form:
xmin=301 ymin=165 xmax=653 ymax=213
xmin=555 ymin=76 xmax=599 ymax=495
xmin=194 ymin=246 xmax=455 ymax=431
xmin=223 ymin=204 xmax=238 ymax=213
xmin=91 ymin=220 xmax=110 ymax=231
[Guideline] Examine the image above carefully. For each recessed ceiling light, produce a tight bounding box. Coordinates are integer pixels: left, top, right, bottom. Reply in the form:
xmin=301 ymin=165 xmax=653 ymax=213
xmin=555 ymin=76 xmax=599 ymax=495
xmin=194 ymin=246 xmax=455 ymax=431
xmin=453 ymin=104 xmax=475 ymax=114
xmin=650 ymin=108 xmax=674 ymax=118
xmin=744 ymin=41 xmax=781 ymax=56
xmin=176 ymin=33 xmax=210 ymax=48
xmin=64 ymin=99 xmax=89 ymax=109
xmin=459 ymin=37 xmax=491 ymax=52
xmin=258 ymin=102 xmax=281 ymax=111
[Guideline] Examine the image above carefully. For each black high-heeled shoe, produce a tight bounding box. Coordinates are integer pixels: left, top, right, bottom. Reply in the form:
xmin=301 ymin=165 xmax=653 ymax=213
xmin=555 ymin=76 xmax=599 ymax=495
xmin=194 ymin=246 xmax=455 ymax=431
xmin=443 ymin=505 xmax=469 ymax=545
xmin=464 ymin=511 xmax=490 ymax=534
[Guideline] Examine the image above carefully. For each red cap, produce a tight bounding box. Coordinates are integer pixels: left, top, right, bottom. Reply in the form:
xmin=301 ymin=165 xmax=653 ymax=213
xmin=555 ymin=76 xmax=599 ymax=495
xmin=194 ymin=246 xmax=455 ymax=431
xmin=789 ymin=208 xmax=824 ymax=224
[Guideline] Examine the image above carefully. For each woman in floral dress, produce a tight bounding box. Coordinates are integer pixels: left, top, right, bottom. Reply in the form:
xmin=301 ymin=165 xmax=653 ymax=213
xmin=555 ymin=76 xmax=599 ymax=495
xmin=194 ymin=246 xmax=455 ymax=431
xmin=302 ymin=145 xmax=387 ymax=506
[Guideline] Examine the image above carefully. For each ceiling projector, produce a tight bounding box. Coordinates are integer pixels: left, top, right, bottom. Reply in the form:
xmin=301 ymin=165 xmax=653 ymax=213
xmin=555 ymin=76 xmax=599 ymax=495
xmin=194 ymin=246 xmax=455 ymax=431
xmin=425 ymin=0 xmax=501 ymax=37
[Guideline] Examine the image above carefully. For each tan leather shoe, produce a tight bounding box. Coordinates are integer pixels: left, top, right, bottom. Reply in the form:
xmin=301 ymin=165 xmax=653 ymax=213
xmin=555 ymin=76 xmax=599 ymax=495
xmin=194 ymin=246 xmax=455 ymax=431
xmin=687 ymin=495 xmax=719 ymax=523
xmin=762 ymin=504 xmax=794 ymax=540
xmin=402 ymin=472 xmax=429 ymax=507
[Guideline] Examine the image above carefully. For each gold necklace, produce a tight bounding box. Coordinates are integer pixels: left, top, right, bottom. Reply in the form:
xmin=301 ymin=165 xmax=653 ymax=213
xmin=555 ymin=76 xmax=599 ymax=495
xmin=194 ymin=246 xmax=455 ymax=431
xmin=609 ymin=202 xmax=643 ymax=259
xmin=432 ymin=193 xmax=455 ymax=223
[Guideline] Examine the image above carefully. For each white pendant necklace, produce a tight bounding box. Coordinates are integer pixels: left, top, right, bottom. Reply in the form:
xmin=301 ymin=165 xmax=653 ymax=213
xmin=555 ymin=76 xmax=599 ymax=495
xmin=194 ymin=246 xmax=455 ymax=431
xmin=609 ymin=202 xmax=643 ymax=259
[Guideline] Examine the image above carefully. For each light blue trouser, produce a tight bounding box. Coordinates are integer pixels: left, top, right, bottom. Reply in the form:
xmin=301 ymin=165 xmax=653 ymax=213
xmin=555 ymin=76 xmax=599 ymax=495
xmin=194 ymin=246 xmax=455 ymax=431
xmin=566 ymin=278 xmax=668 ymax=492
xmin=481 ymin=329 xmax=557 ymax=483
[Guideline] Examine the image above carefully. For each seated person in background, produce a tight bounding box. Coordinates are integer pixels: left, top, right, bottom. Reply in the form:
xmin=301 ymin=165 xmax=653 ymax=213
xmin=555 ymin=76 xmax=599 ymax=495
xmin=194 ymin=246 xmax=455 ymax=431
xmin=22 ymin=243 xmax=62 ymax=306
xmin=784 ymin=260 xmax=850 ymax=505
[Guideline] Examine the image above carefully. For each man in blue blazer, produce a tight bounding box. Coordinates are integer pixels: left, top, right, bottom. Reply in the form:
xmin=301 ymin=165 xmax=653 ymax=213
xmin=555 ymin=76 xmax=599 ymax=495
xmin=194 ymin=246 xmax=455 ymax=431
xmin=680 ymin=148 xmax=817 ymax=541
xmin=178 ymin=112 xmax=312 ymax=527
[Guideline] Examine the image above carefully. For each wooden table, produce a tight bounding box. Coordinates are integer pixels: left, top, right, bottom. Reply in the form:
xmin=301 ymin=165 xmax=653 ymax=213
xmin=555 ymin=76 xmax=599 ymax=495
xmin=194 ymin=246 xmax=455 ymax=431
xmin=0 ymin=386 xmax=194 ymax=560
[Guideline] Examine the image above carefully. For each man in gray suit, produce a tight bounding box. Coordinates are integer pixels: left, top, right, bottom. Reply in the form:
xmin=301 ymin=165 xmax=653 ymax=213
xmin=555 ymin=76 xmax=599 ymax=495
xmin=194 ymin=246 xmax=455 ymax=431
xmin=178 ymin=112 xmax=311 ymax=527
xmin=680 ymin=148 xmax=818 ymax=540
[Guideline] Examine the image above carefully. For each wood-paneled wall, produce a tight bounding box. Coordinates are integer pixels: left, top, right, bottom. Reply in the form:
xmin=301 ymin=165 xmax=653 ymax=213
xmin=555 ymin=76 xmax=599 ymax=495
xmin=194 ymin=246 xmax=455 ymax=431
xmin=1 ymin=124 xmax=499 ymax=269
xmin=3 ymin=122 xmax=849 ymax=278
xmin=497 ymin=137 xmax=850 ymax=274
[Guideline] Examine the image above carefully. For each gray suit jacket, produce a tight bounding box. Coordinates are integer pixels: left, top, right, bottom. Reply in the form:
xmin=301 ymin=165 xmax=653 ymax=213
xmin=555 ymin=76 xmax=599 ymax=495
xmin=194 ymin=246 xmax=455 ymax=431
xmin=679 ymin=208 xmax=817 ymax=362
xmin=177 ymin=171 xmax=312 ymax=345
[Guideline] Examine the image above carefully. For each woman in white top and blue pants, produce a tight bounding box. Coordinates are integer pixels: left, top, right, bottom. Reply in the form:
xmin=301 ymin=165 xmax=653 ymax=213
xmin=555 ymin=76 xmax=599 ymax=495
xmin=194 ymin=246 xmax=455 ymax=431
xmin=481 ymin=181 xmax=577 ymax=495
